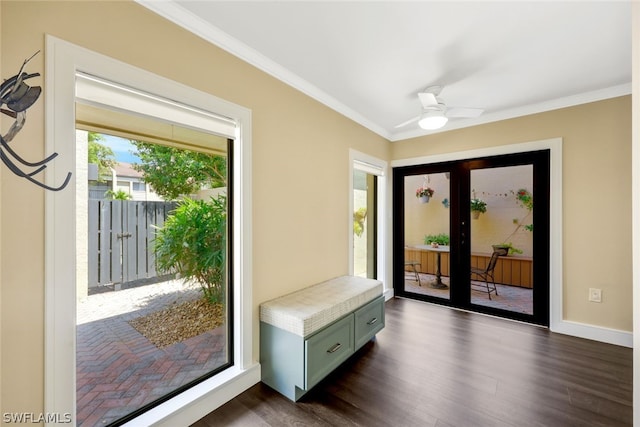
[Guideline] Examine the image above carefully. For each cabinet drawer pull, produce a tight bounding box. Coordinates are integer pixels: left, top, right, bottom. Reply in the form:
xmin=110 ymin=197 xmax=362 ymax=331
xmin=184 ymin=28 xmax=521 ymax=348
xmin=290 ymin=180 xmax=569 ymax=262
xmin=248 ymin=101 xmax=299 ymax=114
xmin=327 ymin=343 xmax=342 ymax=353
xmin=367 ymin=317 xmax=378 ymax=325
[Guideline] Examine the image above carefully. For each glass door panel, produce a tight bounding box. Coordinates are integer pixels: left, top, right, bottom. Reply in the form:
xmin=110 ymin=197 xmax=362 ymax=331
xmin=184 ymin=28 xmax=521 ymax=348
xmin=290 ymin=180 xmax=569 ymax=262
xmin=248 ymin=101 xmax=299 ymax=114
xmin=394 ymin=149 xmax=549 ymax=326
xmin=403 ymin=172 xmax=451 ymax=301
xmin=470 ymin=166 xmax=534 ymax=315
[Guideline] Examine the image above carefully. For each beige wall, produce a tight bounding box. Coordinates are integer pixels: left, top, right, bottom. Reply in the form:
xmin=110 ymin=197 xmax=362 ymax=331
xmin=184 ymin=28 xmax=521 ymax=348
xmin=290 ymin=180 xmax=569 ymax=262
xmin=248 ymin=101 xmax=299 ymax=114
xmin=393 ymin=96 xmax=633 ymax=331
xmin=0 ymin=2 xmax=3 ymax=420
xmin=0 ymin=0 xmax=633 ymax=420
xmin=0 ymin=0 xmax=389 ymax=417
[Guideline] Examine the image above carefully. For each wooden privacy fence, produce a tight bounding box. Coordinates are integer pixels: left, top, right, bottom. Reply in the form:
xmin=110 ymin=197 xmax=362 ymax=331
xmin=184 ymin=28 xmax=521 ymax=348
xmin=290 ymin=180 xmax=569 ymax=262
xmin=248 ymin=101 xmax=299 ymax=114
xmin=404 ymin=248 xmax=533 ymax=288
xmin=88 ymin=200 xmax=177 ymax=288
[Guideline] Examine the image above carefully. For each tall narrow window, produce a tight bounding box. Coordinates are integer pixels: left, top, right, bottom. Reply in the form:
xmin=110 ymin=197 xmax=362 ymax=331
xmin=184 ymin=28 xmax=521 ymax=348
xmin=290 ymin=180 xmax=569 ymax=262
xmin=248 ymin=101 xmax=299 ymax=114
xmin=353 ymin=169 xmax=377 ymax=278
xmin=351 ymin=154 xmax=386 ymax=282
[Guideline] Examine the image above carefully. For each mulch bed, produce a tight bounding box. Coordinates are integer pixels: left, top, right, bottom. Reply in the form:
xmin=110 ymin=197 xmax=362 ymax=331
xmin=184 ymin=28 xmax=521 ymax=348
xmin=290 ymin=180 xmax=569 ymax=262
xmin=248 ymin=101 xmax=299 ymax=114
xmin=129 ymin=298 xmax=225 ymax=348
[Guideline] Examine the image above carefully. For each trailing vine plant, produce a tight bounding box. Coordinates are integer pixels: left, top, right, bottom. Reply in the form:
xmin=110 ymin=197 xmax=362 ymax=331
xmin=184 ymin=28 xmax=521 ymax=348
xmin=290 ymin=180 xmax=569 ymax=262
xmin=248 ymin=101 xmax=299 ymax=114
xmin=499 ymin=188 xmax=533 ymax=254
xmin=514 ymin=188 xmax=533 ymax=232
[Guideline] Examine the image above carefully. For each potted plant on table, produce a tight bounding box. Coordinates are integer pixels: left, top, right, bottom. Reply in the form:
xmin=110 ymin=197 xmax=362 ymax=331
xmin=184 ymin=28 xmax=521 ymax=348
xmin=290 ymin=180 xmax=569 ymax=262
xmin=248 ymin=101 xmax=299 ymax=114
xmin=416 ymin=186 xmax=434 ymax=203
xmin=424 ymin=233 xmax=450 ymax=247
xmin=470 ymin=198 xmax=487 ymax=219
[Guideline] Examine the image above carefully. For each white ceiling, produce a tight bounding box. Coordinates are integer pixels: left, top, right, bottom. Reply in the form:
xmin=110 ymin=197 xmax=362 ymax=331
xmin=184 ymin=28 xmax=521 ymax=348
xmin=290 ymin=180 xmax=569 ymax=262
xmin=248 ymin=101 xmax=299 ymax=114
xmin=138 ymin=1 xmax=632 ymax=142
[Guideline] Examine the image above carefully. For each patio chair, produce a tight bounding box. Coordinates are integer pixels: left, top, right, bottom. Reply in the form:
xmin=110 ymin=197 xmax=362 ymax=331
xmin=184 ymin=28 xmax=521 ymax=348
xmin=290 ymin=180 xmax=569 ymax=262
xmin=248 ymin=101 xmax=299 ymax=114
xmin=470 ymin=247 xmax=508 ymax=300
xmin=405 ymin=260 xmax=422 ymax=286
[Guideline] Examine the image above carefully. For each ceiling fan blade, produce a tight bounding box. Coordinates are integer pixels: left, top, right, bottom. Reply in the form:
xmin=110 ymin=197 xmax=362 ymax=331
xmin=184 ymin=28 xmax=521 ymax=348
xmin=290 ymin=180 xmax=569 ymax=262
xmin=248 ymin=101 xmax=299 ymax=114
xmin=446 ymin=107 xmax=484 ymax=118
xmin=424 ymin=85 xmax=444 ymax=96
xmin=418 ymin=92 xmax=438 ymax=108
xmin=394 ymin=115 xmax=420 ymax=128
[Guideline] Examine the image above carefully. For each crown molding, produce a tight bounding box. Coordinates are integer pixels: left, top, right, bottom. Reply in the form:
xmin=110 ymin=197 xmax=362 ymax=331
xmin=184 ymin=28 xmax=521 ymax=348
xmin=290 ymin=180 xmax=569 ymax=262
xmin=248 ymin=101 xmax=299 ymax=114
xmin=390 ymin=83 xmax=632 ymax=142
xmin=137 ymin=1 xmax=630 ymax=144
xmin=135 ymin=0 xmax=391 ymax=140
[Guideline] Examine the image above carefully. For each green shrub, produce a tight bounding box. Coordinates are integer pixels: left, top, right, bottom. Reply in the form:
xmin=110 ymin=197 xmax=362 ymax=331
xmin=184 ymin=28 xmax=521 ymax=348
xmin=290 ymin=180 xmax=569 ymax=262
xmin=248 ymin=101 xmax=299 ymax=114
xmin=353 ymin=207 xmax=367 ymax=237
xmin=154 ymin=196 xmax=227 ymax=303
xmin=105 ymin=189 xmax=131 ymax=200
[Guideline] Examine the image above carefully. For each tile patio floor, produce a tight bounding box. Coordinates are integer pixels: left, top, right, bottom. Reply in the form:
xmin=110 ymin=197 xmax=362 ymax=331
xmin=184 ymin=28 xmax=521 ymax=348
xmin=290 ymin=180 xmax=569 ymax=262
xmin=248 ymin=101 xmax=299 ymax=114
xmin=76 ymin=280 xmax=227 ymax=426
xmin=404 ymin=272 xmax=533 ymax=315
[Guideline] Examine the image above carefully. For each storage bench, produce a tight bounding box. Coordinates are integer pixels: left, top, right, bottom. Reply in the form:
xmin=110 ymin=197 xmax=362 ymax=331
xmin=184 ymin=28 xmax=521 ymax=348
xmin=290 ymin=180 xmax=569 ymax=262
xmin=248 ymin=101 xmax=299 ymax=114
xmin=259 ymin=275 xmax=385 ymax=401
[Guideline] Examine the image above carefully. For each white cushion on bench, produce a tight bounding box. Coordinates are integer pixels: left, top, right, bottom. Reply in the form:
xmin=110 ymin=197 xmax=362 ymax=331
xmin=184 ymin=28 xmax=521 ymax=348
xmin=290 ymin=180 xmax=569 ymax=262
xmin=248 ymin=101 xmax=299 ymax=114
xmin=259 ymin=275 xmax=383 ymax=337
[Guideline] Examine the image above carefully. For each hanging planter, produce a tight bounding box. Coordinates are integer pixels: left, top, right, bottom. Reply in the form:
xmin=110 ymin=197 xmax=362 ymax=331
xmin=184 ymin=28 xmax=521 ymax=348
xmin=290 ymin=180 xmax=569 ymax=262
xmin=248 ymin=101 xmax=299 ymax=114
xmin=416 ymin=186 xmax=434 ymax=203
xmin=470 ymin=198 xmax=487 ymax=219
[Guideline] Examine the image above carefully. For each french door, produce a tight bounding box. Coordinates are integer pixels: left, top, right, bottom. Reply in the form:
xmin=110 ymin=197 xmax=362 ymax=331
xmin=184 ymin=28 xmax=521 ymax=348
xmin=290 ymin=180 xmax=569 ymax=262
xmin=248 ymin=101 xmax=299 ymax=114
xmin=393 ymin=150 xmax=550 ymax=325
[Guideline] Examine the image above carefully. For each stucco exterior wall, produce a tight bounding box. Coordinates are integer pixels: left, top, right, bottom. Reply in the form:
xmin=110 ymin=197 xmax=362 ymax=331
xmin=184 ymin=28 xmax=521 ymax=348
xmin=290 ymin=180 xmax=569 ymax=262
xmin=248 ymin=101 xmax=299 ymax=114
xmin=403 ymin=166 xmax=534 ymax=257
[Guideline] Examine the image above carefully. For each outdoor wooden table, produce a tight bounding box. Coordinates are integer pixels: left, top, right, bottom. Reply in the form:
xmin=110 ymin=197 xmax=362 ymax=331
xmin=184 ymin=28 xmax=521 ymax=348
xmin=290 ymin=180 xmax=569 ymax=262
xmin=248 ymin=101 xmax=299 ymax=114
xmin=412 ymin=245 xmax=450 ymax=289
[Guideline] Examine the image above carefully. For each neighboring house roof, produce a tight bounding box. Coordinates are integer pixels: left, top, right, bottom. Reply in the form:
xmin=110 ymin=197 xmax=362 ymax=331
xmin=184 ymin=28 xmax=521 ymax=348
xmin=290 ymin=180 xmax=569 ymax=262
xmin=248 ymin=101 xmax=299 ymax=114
xmin=113 ymin=162 xmax=143 ymax=179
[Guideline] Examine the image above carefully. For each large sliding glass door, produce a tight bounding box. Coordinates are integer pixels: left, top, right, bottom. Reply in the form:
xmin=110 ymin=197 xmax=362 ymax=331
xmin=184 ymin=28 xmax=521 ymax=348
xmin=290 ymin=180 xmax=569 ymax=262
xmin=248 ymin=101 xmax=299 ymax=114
xmin=394 ymin=151 xmax=549 ymax=326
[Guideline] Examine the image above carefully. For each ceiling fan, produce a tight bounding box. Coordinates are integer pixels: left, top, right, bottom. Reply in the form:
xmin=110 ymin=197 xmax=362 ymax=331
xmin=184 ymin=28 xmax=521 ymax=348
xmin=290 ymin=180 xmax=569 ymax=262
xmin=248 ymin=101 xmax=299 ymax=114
xmin=395 ymin=85 xmax=484 ymax=130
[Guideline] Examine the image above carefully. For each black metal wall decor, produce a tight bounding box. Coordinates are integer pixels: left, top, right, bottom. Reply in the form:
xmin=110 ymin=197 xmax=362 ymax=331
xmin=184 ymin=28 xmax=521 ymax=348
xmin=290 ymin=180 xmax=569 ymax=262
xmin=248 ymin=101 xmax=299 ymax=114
xmin=0 ymin=51 xmax=71 ymax=191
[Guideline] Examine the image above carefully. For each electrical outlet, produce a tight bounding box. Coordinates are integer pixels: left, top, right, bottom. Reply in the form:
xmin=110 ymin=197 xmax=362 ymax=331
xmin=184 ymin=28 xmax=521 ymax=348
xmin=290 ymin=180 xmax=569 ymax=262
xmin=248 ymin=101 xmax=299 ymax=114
xmin=589 ymin=288 xmax=602 ymax=303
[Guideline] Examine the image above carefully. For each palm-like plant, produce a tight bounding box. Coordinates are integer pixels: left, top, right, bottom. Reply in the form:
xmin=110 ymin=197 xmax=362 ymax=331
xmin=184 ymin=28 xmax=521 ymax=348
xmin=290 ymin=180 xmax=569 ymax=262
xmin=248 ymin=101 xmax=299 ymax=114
xmin=154 ymin=196 xmax=227 ymax=303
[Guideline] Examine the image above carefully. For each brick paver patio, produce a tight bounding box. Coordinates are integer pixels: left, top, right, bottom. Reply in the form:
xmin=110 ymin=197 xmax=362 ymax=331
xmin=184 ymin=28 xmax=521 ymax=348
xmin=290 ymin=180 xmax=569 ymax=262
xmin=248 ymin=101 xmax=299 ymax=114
xmin=76 ymin=280 xmax=227 ymax=426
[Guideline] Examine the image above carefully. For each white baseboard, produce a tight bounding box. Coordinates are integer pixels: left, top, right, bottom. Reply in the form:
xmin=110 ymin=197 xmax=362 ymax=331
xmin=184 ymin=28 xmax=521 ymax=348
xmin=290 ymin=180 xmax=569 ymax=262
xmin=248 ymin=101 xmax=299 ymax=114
xmin=551 ymin=319 xmax=633 ymax=348
xmin=395 ymin=293 xmax=632 ymax=349
xmin=125 ymin=363 xmax=261 ymax=427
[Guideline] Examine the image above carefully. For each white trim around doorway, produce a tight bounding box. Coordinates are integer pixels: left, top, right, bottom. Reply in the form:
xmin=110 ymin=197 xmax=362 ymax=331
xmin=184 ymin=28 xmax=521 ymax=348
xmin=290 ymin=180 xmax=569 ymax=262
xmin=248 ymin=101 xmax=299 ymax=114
xmin=392 ymin=138 xmax=631 ymax=348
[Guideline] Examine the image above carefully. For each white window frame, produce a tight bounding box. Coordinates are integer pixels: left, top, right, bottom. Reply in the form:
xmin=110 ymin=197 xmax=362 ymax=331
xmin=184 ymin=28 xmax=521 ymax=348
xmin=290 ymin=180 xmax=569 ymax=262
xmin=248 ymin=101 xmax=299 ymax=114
xmin=44 ymin=36 xmax=257 ymax=426
xmin=349 ymin=149 xmax=392 ymax=298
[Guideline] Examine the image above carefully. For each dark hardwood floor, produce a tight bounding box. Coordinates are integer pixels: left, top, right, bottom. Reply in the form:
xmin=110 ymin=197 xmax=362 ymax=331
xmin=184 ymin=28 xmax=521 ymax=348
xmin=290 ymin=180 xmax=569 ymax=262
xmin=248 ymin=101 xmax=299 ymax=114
xmin=192 ymin=297 xmax=632 ymax=427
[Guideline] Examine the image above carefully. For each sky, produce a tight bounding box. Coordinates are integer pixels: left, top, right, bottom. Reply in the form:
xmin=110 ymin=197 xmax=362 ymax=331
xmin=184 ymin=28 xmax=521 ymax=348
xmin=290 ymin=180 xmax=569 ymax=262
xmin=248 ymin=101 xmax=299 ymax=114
xmin=101 ymin=134 xmax=140 ymax=164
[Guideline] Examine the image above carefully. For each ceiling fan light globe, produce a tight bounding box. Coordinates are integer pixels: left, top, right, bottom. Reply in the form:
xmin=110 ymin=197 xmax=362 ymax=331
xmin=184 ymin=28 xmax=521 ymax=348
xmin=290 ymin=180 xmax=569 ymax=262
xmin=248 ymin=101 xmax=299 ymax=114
xmin=418 ymin=111 xmax=448 ymax=130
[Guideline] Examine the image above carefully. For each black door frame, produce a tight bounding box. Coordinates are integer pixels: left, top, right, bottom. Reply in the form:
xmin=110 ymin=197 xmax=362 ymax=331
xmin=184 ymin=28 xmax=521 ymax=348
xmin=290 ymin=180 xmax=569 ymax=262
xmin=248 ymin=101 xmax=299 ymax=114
xmin=393 ymin=150 xmax=550 ymax=326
